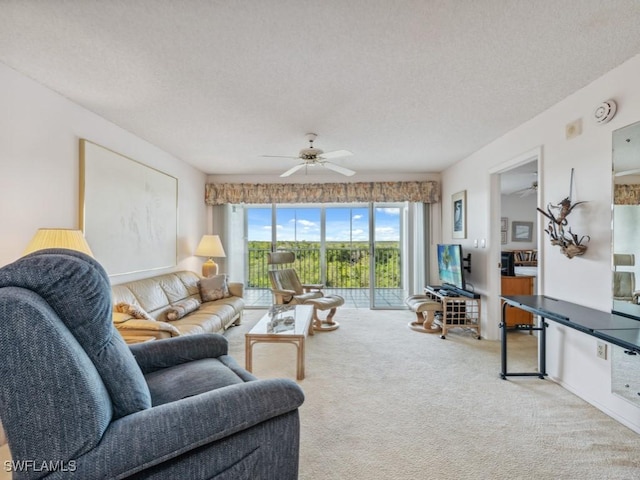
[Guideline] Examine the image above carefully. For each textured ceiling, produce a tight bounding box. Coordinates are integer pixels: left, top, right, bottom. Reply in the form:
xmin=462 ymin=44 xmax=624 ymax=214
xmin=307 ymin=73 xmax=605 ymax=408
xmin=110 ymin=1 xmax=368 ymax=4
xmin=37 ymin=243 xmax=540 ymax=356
xmin=2 ymin=1 xmax=640 ymax=178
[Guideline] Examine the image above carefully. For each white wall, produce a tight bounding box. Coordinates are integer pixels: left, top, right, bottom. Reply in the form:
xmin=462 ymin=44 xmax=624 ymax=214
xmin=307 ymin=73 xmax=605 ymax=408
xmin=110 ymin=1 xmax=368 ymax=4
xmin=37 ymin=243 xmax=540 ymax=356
xmin=500 ymin=193 xmax=538 ymax=251
xmin=0 ymin=63 xmax=208 ymax=282
xmin=441 ymin=53 xmax=640 ymax=432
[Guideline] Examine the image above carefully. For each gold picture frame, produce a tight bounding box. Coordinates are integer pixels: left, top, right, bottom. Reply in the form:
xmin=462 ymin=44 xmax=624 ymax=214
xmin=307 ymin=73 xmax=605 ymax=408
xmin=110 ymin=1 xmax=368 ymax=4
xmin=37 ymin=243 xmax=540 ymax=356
xmin=79 ymin=139 xmax=178 ymax=276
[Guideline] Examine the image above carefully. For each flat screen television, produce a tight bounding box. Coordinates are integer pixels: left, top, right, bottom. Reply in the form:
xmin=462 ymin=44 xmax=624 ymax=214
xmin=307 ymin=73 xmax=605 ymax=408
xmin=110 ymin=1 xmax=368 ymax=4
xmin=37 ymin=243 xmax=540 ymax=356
xmin=501 ymin=251 xmax=516 ymax=276
xmin=437 ymin=244 xmax=466 ymax=291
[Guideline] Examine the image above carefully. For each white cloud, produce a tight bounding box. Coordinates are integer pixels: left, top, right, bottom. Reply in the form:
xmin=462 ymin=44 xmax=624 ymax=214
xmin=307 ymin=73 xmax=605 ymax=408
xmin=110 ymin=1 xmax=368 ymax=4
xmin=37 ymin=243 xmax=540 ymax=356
xmin=377 ymin=208 xmax=400 ymax=216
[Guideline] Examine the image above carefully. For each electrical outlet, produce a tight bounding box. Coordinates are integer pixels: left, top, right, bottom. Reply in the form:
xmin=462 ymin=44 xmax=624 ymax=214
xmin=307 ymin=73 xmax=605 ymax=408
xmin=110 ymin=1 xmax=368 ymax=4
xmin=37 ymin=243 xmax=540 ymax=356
xmin=597 ymin=342 xmax=607 ymax=359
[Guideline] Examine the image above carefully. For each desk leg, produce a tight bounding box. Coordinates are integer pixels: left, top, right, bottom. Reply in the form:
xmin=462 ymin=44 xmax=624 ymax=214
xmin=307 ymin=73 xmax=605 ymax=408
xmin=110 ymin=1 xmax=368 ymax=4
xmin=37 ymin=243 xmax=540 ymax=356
xmin=500 ymin=302 xmax=508 ymax=379
xmin=245 ymin=336 xmax=253 ymax=373
xmin=539 ymin=318 xmax=547 ymax=378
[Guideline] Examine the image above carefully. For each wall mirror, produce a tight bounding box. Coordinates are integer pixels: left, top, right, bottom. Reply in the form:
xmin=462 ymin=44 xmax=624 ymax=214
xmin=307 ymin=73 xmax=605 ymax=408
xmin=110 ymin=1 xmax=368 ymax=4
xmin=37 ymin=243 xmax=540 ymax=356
xmin=612 ymin=120 xmax=640 ymax=317
xmin=611 ymin=120 xmax=640 ymax=405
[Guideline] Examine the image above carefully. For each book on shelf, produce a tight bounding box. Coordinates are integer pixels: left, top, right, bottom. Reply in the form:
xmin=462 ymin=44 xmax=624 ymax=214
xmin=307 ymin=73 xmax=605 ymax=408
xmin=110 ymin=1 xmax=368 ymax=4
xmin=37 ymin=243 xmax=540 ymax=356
xmin=512 ymin=249 xmax=537 ymax=264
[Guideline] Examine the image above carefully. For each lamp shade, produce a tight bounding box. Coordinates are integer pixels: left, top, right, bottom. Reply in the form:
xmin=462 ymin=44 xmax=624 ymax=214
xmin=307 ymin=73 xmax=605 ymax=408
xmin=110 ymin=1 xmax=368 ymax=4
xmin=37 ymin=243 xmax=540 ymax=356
xmin=23 ymin=229 xmax=93 ymax=256
xmin=195 ymin=235 xmax=226 ymax=258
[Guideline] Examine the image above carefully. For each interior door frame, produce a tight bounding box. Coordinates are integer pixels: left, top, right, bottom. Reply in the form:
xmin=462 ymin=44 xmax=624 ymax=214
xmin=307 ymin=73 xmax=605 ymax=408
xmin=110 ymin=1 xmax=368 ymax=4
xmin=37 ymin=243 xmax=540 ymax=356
xmin=487 ymin=146 xmax=543 ymax=341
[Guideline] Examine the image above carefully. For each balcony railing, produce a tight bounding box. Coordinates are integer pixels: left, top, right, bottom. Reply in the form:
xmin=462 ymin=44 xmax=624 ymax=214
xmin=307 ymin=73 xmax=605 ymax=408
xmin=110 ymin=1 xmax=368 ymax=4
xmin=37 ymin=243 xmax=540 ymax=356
xmin=247 ymin=246 xmax=401 ymax=289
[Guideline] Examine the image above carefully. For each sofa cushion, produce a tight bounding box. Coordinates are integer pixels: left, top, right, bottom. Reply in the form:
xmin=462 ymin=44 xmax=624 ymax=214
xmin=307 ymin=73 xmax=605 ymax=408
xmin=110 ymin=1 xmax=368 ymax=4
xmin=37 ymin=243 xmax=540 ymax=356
xmin=165 ymin=297 xmax=201 ymax=321
xmin=170 ymin=311 xmax=225 ymax=334
xmin=199 ymin=275 xmax=230 ymax=302
xmin=114 ymin=302 xmax=155 ymax=321
xmin=158 ymin=274 xmax=191 ymax=304
xmin=126 ymin=277 xmax=171 ymax=313
xmin=173 ymin=271 xmax=201 ymax=297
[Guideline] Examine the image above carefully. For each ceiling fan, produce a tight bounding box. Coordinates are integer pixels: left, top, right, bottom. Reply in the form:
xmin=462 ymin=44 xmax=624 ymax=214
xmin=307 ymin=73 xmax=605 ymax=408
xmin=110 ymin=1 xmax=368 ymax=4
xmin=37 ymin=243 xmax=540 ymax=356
xmin=262 ymin=133 xmax=355 ymax=177
xmin=514 ymin=180 xmax=538 ymax=197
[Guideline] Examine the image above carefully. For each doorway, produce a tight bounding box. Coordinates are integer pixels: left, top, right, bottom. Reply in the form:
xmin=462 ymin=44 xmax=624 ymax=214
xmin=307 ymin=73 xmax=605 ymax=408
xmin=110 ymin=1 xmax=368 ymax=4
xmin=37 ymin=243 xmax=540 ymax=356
xmin=487 ymin=148 xmax=542 ymax=340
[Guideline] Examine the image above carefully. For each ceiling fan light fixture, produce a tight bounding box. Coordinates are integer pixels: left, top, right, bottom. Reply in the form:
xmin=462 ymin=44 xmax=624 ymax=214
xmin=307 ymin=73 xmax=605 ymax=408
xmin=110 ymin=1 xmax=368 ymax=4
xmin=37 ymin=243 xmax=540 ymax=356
xmin=268 ymin=133 xmax=356 ymax=177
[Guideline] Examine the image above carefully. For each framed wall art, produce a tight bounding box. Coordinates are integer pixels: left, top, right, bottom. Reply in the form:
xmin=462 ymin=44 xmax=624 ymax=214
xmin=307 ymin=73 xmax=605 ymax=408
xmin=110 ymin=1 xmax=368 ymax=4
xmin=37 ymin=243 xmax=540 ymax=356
xmin=511 ymin=221 xmax=533 ymax=242
xmin=501 ymin=217 xmax=508 ymax=232
xmin=452 ymin=190 xmax=467 ymax=239
xmin=79 ymin=139 xmax=178 ymax=276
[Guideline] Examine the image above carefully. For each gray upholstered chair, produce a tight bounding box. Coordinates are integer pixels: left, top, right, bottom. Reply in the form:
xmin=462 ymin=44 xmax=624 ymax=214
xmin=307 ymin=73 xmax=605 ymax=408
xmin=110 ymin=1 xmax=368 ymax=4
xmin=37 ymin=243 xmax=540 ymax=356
xmin=0 ymin=248 xmax=304 ymax=480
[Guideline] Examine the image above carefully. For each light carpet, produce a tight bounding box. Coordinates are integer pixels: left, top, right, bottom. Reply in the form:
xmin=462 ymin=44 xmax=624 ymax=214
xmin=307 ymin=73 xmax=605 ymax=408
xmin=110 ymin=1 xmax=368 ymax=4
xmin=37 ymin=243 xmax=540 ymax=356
xmin=225 ymin=308 xmax=640 ymax=480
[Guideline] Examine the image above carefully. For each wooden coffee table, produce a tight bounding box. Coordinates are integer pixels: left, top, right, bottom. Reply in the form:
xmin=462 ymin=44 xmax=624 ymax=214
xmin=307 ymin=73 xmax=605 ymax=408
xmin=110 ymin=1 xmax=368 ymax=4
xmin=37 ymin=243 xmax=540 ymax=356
xmin=245 ymin=305 xmax=313 ymax=380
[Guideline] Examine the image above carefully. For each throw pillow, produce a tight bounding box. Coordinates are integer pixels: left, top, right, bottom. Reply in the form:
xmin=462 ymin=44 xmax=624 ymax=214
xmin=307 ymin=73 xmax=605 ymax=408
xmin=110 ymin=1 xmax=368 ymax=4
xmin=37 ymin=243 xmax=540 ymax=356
xmin=114 ymin=302 xmax=155 ymax=321
xmin=198 ymin=274 xmax=230 ymax=302
xmin=165 ymin=297 xmax=201 ymax=321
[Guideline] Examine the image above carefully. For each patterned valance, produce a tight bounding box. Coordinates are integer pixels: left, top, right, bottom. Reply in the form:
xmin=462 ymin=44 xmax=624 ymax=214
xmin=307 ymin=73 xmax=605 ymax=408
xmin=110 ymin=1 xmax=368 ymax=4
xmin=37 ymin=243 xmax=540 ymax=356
xmin=615 ymin=184 xmax=640 ymax=205
xmin=205 ymin=181 xmax=440 ymax=205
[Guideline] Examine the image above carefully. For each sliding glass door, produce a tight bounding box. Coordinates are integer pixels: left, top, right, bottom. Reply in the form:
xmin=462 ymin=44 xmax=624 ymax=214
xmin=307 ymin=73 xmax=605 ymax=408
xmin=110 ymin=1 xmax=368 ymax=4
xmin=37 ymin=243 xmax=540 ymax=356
xmin=245 ymin=203 xmax=407 ymax=308
xmin=371 ymin=205 xmax=406 ymax=308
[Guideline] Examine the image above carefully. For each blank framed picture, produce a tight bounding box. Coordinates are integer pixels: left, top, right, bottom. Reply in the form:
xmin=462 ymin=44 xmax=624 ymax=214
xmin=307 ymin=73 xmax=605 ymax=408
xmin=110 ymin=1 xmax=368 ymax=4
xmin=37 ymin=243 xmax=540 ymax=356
xmin=80 ymin=139 xmax=178 ymax=276
xmin=512 ymin=221 xmax=533 ymax=242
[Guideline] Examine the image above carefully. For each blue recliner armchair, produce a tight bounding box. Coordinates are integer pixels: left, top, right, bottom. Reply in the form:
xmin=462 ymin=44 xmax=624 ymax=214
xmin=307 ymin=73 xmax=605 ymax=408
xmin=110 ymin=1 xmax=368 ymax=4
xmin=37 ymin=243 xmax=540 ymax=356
xmin=0 ymin=249 xmax=304 ymax=479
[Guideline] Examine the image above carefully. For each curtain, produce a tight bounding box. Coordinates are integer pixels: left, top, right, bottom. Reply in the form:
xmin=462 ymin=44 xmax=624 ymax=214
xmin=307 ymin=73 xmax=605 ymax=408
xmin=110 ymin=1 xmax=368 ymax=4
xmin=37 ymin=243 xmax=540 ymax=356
xmin=407 ymin=203 xmax=429 ymax=295
xmin=615 ymin=184 xmax=640 ymax=205
xmin=205 ymin=181 xmax=440 ymax=205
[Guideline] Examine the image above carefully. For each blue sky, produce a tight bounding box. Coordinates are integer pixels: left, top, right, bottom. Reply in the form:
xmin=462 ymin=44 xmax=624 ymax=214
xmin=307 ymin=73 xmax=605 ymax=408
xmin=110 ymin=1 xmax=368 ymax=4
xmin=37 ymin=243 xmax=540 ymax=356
xmin=247 ymin=206 xmax=401 ymax=242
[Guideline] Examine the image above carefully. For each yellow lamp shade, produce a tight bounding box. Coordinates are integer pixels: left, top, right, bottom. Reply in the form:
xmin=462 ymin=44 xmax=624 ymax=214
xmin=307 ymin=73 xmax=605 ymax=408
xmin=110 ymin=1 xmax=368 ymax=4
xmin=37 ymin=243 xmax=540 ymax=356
xmin=23 ymin=229 xmax=93 ymax=257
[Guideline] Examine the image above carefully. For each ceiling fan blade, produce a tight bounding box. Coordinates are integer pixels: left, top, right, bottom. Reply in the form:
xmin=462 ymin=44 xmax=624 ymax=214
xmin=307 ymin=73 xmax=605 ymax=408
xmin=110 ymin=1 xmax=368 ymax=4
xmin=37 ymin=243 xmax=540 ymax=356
xmin=261 ymin=155 xmax=299 ymax=159
xmin=319 ymin=149 xmax=353 ymax=160
xmin=322 ymin=161 xmax=356 ymax=176
xmin=280 ymin=163 xmax=306 ymax=177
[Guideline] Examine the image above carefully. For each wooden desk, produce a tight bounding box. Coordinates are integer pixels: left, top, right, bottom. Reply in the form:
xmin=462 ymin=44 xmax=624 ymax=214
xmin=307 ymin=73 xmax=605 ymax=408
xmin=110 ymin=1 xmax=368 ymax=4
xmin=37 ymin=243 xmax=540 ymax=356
xmin=501 ymin=275 xmax=535 ymax=328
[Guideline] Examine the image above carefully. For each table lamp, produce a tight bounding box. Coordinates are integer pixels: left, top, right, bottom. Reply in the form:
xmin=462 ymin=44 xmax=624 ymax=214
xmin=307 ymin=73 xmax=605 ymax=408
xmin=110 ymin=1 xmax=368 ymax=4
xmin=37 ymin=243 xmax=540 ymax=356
xmin=23 ymin=228 xmax=93 ymax=256
xmin=195 ymin=234 xmax=226 ymax=277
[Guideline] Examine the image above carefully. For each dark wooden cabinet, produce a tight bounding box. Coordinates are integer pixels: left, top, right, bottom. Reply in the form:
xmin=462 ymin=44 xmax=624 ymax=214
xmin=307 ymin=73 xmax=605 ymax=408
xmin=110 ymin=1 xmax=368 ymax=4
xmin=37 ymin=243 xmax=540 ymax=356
xmin=501 ymin=275 xmax=535 ymax=327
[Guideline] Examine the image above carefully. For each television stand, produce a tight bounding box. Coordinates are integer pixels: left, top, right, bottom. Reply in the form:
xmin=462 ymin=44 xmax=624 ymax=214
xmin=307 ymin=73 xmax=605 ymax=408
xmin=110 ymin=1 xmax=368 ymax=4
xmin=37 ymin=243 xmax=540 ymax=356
xmin=422 ymin=285 xmax=481 ymax=339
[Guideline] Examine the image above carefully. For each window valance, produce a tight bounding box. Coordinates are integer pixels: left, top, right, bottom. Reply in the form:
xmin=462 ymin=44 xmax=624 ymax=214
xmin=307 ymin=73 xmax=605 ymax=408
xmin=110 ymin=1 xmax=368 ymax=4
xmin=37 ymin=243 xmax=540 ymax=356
xmin=204 ymin=181 xmax=440 ymax=205
xmin=615 ymin=184 xmax=640 ymax=205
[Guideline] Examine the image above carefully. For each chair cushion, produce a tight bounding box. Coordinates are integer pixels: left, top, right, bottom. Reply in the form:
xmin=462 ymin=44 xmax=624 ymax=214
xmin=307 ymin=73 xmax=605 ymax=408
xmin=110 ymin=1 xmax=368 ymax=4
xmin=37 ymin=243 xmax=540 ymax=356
xmin=271 ymin=269 xmax=304 ymax=295
xmin=0 ymin=249 xmax=151 ymax=418
xmin=199 ymin=274 xmax=231 ymax=302
xmin=145 ymin=357 xmax=245 ymax=406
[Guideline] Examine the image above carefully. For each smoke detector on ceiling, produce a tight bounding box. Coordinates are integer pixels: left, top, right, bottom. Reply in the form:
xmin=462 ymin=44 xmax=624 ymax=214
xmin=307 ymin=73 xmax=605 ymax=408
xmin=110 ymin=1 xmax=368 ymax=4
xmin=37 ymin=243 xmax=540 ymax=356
xmin=594 ymin=99 xmax=617 ymax=124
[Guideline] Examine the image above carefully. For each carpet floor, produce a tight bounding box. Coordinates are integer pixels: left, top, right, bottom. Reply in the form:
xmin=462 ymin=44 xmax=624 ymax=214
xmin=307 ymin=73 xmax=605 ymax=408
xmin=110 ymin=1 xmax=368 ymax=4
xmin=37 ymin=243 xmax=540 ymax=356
xmin=225 ymin=308 xmax=640 ymax=480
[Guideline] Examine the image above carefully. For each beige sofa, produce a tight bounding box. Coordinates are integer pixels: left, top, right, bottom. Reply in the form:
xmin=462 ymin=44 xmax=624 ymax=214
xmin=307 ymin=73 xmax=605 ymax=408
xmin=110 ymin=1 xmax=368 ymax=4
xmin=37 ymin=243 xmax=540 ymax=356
xmin=111 ymin=271 xmax=244 ymax=340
